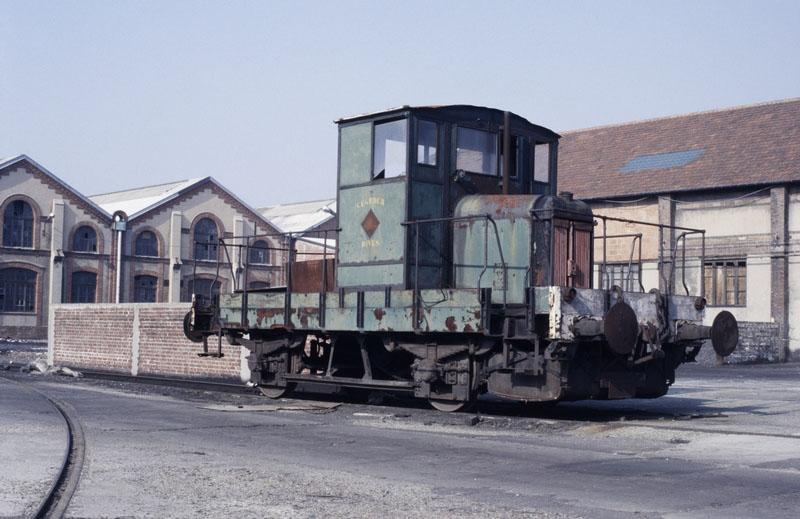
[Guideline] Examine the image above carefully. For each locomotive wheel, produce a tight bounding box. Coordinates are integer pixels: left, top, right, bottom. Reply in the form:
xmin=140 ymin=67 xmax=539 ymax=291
xmin=258 ymin=383 xmax=296 ymax=399
xmin=428 ymin=398 xmax=473 ymax=413
xmin=183 ymin=312 xmax=205 ymax=344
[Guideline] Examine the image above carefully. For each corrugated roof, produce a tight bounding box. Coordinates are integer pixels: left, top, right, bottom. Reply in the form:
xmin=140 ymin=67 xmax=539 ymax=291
xmin=89 ymin=178 xmax=204 ymax=217
xmin=259 ymin=198 xmax=336 ymax=234
xmin=558 ymin=98 xmax=800 ymax=200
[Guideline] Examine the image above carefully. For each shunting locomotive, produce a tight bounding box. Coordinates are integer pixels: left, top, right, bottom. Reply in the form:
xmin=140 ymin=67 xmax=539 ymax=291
xmin=184 ymin=105 xmax=739 ymax=412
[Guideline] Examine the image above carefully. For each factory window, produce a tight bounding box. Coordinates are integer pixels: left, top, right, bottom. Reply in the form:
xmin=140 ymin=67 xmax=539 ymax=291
xmin=416 ymin=120 xmax=438 ymax=166
xmin=456 ymin=127 xmax=498 ymax=176
xmin=193 ymin=218 xmax=218 ymax=261
xmin=601 ymin=263 xmax=640 ymax=292
xmin=70 ymin=271 xmax=96 ymax=303
xmin=533 ymin=143 xmax=550 ymax=183
xmin=0 ymin=268 xmax=36 ymax=312
xmin=185 ymin=278 xmax=220 ymax=306
xmin=2 ymin=200 xmax=34 ymax=248
xmin=704 ymin=260 xmax=746 ymax=306
xmin=249 ymin=240 xmax=270 ymax=265
xmin=373 ymin=119 xmax=407 ymax=179
xmin=134 ymin=275 xmax=157 ymax=303
xmin=72 ymin=226 xmax=98 ymax=252
xmin=135 ymin=231 xmax=158 ymax=257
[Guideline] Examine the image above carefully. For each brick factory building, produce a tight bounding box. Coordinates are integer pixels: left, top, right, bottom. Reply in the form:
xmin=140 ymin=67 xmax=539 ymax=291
xmin=559 ymin=98 xmax=800 ymax=362
xmin=0 ymin=155 xmax=283 ymax=340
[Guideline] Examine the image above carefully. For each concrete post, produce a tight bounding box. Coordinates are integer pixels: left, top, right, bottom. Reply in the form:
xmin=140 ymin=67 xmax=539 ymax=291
xmin=658 ymin=195 xmax=676 ymax=294
xmin=168 ymin=211 xmax=183 ymax=302
xmin=47 ymin=199 xmax=65 ymax=365
xmin=770 ymin=186 xmax=789 ymax=361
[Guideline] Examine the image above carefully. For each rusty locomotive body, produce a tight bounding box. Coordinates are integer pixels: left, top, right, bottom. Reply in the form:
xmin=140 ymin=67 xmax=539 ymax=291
xmin=185 ymin=105 xmax=738 ymax=411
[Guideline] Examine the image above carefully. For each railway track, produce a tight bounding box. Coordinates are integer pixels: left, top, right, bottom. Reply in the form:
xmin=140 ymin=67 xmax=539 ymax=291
xmin=0 ymin=376 xmax=85 ymax=519
xmin=79 ymin=370 xmax=255 ymax=394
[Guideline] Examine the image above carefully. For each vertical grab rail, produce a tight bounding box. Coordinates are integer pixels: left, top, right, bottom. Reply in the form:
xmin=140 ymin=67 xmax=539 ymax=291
xmin=413 ymin=223 xmax=420 ymax=330
xmin=700 ymin=231 xmax=706 ymax=299
xmin=284 ymin=234 xmax=294 ymax=328
xmin=486 ymin=216 xmax=508 ymax=308
xmin=242 ymin=235 xmax=251 ymax=328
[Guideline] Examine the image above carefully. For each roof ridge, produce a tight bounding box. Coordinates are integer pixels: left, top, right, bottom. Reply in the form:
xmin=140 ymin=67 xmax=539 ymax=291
xmin=560 ymin=97 xmax=800 ymax=135
xmin=89 ymin=177 xmax=200 ymax=198
xmin=259 ymin=197 xmax=336 ymax=211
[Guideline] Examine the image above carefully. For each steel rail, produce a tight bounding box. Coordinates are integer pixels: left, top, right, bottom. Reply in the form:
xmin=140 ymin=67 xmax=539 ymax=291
xmin=79 ymin=370 xmax=253 ymax=394
xmin=0 ymin=376 xmax=85 ymax=519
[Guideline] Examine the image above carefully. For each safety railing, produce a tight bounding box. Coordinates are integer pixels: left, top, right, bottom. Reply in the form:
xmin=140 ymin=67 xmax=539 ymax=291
xmin=593 ymin=214 xmax=706 ymax=297
xmin=191 ymin=228 xmax=340 ymax=328
xmin=402 ymin=213 xmax=508 ymax=302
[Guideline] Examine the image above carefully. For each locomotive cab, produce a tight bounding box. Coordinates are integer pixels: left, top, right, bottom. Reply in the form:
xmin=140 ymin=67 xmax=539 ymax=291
xmin=335 ymin=105 xmax=563 ymax=292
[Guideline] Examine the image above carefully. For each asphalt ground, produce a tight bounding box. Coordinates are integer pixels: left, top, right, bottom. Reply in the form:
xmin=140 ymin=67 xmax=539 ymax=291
xmin=2 ymin=358 xmax=800 ymax=518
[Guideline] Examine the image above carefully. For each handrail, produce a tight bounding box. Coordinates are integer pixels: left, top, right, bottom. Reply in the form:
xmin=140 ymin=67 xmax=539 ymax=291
xmin=592 ymin=213 xmax=706 ymax=297
xmin=402 ymin=213 xmax=508 ymax=314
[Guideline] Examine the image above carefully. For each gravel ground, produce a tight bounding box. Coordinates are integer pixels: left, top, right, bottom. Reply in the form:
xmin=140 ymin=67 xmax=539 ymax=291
xmin=0 ymin=376 xmax=66 ymax=517
xmin=2 ymin=360 xmax=800 ymax=518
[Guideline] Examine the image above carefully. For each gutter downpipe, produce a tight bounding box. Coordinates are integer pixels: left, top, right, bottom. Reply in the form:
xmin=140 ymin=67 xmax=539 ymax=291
xmin=113 ymin=212 xmax=127 ymax=303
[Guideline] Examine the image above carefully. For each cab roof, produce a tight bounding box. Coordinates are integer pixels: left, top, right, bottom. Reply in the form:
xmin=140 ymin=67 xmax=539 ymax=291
xmin=335 ymin=104 xmax=560 ymax=140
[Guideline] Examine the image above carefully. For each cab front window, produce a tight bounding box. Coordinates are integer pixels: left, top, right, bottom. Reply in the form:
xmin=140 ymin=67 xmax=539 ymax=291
xmin=373 ymin=119 xmax=407 ymax=179
xmin=456 ymin=127 xmax=498 ymax=175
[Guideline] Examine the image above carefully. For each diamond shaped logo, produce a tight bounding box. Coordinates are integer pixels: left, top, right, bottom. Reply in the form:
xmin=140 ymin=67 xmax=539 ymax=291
xmin=361 ymin=209 xmax=380 ymax=238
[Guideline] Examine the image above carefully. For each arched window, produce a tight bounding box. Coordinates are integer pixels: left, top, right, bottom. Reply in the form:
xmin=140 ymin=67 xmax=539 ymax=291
xmin=193 ymin=218 xmax=218 ymax=261
xmin=135 ymin=231 xmax=158 ymax=257
xmin=134 ymin=275 xmax=157 ymax=302
xmin=249 ymin=240 xmax=269 ymax=265
xmin=72 ymin=226 xmax=98 ymax=252
xmin=184 ymin=278 xmax=220 ymax=306
xmin=3 ymin=200 xmax=34 ymax=248
xmin=71 ymin=271 xmax=96 ymax=303
xmin=0 ymin=268 xmax=36 ymax=312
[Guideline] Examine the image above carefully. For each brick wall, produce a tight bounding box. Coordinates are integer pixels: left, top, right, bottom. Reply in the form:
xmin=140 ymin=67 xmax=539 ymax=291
xmin=50 ymin=303 xmax=245 ymax=382
xmin=696 ymin=321 xmax=783 ymax=365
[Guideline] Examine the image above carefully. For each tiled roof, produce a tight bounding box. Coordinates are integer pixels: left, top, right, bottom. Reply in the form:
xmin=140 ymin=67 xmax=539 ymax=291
xmin=558 ymin=98 xmax=800 ymax=200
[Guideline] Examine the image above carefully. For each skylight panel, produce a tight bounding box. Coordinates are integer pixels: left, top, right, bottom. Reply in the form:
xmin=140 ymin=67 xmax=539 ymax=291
xmin=619 ymin=149 xmax=705 ymax=173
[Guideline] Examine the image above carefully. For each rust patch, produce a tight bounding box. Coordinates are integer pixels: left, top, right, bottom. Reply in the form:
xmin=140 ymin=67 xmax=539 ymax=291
xmin=257 ymin=308 xmax=284 ymax=326
xmin=297 ymin=307 xmax=318 ymax=329
xmin=445 ymin=316 xmax=458 ymax=332
xmin=463 ymin=323 xmax=474 ymax=333
xmin=374 ymin=308 xmax=385 ymax=320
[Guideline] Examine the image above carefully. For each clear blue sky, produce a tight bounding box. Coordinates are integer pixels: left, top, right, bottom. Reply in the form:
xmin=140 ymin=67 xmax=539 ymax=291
xmin=2 ymin=0 xmax=799 ymax=207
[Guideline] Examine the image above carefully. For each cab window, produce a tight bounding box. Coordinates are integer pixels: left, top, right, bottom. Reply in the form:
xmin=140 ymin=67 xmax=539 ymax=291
xmin=456 ymin=127 xmax=498 ymax=175
xmin=534 ymin=143 xmax=550 ymax=183
xmin=416 ymin=120 xmax=438 ymax=166
xmin=373 ymin=119 xmax=407 ymax=179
